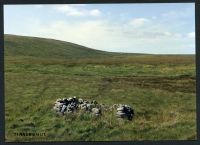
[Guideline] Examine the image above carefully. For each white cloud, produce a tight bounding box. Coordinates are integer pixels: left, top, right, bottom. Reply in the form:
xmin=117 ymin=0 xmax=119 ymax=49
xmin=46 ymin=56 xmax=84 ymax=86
xmin=90 ymin=9 xmax=101 ymax=16
xmin=54 ymin=5 xmax=83 ymax=16
xmin=13 ymin=18 xmax=193 ymax=54
xmin=187 ymin=32 xmax=195 ymax=38
xmin=7 ymin=17 xmax=194 ymax=54
xmin=129 ymin=18 xmax=149 ymax=28
xmin=53 ymin=5 xmax=101 ymax=17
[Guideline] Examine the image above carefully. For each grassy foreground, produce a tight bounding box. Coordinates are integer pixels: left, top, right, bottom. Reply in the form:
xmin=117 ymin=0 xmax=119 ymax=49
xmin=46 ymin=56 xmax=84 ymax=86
xmin=5 ymin=35 xmax=196 ymax=141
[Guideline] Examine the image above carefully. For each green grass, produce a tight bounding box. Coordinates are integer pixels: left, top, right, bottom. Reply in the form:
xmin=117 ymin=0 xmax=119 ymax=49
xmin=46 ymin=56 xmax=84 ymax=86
xmin=4 ymin=35 xmax=196 ymax=141
xmin=4 ymin=34 xmax=113 ymax=59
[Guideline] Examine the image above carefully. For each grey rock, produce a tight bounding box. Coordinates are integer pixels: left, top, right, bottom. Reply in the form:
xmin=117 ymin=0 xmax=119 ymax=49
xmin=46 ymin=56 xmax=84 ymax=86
xmin=54 ymin=102 xmax=64 ymax=108
xmin=116 ymin=112 xmax=126 ymax=116
xmin=80 ymin=104 xmax=87 ymax=110
xmin=92 ymin=108 xmax=101 ymax=115
xmin=61 ymin=105 xmax=67 ymax=113
xmin=54 ymin=97 xmax=134 ymax=120
xmin=67 ymin=97 xmax=73 ymax=102
xmin=83 ymin=100 xmax=89 ymax=104
xmin=78 ymin=98 xmax=83 ymax=104
xmin=67 ymin=105 xmax=74 ymax=110
xmin=117 ymin=107 xmax=124 ymax=111
xmin=86 ymin=103 xmax=92 ymax=110
xmin=62 ymin=98 xmax=67 ymax=101
xmin=116 ymin=104 xmax=134 ymax=120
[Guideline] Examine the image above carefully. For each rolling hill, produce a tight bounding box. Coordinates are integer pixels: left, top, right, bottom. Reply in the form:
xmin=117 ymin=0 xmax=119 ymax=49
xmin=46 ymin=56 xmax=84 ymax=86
xmin=4 ymin=34 xmax=113 ymax=59
xmin=4 ymin=34 xmax=195 ymax=66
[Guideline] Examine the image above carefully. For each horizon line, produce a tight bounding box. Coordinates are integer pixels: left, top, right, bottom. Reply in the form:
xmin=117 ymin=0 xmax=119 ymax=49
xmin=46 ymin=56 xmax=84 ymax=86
xmin=4 ymin=33 xmax=196 ymax=55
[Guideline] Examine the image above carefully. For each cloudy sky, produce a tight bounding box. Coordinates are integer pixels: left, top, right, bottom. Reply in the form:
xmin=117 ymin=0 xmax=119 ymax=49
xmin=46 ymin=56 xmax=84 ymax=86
xmin=4 ymin=3 xmax=195 ymax=54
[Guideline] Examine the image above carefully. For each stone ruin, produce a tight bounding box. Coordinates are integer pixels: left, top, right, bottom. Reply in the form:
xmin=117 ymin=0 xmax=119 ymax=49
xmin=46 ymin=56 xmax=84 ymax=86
xmin=116 ymin=104 xmax=134 ymax=120
xmin=53 ymin=96 xmax=134 ymax=120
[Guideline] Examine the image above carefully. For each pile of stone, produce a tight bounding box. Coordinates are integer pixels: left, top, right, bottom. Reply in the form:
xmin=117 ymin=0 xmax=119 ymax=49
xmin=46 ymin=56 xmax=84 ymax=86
xmin=53 ymin=96 xmax=101 ymax=116
xmin=53 ymin=96 xmax=134 ymax=120
xmin=116 ymin=104 xmax=134 ymax=120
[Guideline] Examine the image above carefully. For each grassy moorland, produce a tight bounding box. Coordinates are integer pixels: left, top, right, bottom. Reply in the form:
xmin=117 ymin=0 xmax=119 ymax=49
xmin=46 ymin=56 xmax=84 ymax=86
xmin=5 ymin=34 xmax=196 ymax=141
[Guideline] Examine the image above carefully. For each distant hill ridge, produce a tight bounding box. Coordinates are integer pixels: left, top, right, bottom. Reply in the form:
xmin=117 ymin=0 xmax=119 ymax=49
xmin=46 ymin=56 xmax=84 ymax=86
xmin=4 ymin=34 xmax=113 ymax=59
xmin=4 ymin=34 xmax=194 ymax=59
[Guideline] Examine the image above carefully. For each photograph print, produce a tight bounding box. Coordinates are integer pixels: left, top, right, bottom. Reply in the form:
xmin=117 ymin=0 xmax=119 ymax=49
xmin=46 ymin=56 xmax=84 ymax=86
xmin=4 ymin=3 xmax=196 ymax=141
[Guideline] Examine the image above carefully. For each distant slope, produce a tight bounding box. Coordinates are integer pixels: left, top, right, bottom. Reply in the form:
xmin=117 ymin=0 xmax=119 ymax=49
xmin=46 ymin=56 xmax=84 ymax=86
xmin=4 ymin=34 xmax=113 ymax=59
xmin=4 ymin=34 xmax=195 ymax=60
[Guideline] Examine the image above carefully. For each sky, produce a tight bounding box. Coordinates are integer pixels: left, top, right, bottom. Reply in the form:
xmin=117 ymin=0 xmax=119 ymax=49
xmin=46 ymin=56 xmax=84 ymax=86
xmin=4 ymin=3 xmax=195 ymax=54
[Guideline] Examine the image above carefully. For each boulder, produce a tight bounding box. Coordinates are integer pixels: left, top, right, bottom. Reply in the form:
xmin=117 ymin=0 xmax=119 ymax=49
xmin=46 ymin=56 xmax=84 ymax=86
xmin=86 ymin=103 xmax=92 ymax=111
xmin=80 ymin=104 xmax=87 ymax=110
xmin=61 ymin=105 xmax=67 ymax=113
xmin=54 ymin=102 xmax=64 ymax=108
xmin=78 ymin=98 xmax=83 ymax=104
xmin=91 ymin=108 xmax=101 ymax=116
xmin=67 ymin=97 xmax=73 ymax=102
xmin=116 ymin=104 xmax=134 ymax=120
xmin=117 ymin=107 xmax=124 ymax=111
